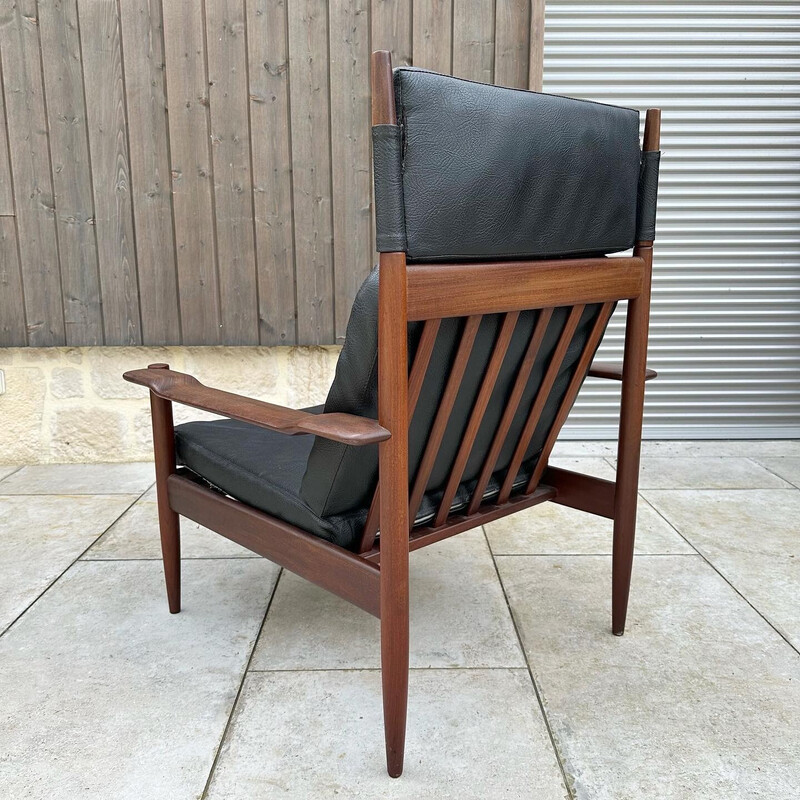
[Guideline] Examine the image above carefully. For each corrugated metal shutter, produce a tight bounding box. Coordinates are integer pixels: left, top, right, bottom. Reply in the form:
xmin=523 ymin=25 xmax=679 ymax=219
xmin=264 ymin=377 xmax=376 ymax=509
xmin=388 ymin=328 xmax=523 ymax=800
xmin=547 ymin=1 xmax=800 ymax=439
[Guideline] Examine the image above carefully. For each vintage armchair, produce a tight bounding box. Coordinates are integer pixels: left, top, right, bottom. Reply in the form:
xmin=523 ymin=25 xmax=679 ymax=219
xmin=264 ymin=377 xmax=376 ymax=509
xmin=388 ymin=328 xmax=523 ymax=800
xmin=125 ymin=51 xmax=661 ymax=778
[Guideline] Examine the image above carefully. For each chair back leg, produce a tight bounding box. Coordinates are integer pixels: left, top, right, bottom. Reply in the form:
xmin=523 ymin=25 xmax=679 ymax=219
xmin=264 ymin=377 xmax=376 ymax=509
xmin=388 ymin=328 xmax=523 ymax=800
xmin=378 ymin=251 xmax=410 ymax=777
xmin=149 ymin=363 xmax=182 ymax=614
xmin=611 ymin=247 xmax=652 ymax=635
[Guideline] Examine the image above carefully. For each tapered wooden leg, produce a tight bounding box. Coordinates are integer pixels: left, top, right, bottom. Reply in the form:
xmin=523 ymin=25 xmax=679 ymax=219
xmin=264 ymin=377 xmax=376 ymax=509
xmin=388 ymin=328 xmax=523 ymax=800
xmin=377 ymin=250 xmax=410 ymax=777
xmin=381 ymin=570 xmax=409 ymax=778
xmin=612 ymin=247 xmax=652 ymax=636
xmin=149 ymin=363 xmax=181 ymax=614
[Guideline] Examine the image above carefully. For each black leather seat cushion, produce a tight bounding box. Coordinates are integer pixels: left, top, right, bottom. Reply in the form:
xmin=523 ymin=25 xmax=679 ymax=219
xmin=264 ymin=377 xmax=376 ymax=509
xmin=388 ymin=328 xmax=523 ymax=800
xmin=174 ymin=410 xmax=365 ymax=546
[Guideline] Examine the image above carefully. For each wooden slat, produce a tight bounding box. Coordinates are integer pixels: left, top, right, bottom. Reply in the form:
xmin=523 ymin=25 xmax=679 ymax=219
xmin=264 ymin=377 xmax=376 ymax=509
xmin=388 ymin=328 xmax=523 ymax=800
xmin=433 ymin=311 xmax=519 ymax=527
xmin=407 ymin=315 xmax=481 ymax=526
xmin=205 ymin=0 xmax=259 ymax=344
xmin=412 ymin=0 xmax=452 ymax=73
xmin=38 ymin=0 xmax=103 ymax=345
xmin=525 ymin=303 xmax=616 ymax=494
xmin=364 ymin=484 xmax=557 ymax=562
xmin=162 ymin=0 xmax=221 ymax=344
xmin=466 ymin=307 xmax=553 ymax=515
xmin=169 ymin=475 xmax=381 ymax=618
xmin=406 ymin=257 xmax=644 ymax=321
xmin=0 ymin=0 xmax=65 ymax=345
xmin=288 ymin=0 xmax=334 ymax=344
xmin=493 ymin=0 xmax=529 ymax=89
xmin=0 ymin=63 xmax=27 ymax=345
xmin=528 ymin=0 xmax=545 ymax=91
xmin=371 ymin=0 xmax=412 ymax=67
xmin=360 ymin=316 xmax=442 ymax=551
xmin=118 ymin=0 xmax=181 ymax=345
xmin=246 ymin=0 xmax=297 ymax=345
xmin=330 ymin=0 xmax=372 ymax=343
xmin=497 ymin=304 xmax=585 ymax=505
xmin=452 ymin=0 xmax=495 ymax=83
xmin=78 ymin=0 xmax=142 ymax=345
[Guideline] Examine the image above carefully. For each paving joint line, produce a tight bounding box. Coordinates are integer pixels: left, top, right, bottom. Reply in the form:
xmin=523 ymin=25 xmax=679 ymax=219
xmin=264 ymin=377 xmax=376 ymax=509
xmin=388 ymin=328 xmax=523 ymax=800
xmin=200 ymin=568 xmax=284 ymax=800
xmin=0 ymin=486 xmax=150 ymax=640
xmin=482 ymin=526 xmax=577 ymax=800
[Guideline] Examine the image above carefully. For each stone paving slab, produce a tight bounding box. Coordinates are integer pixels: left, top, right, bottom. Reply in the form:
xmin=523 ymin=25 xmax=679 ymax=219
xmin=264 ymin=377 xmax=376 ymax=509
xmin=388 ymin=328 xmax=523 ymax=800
xmin=644 ymin=487 xmax=800 ymax=649
xmin=0 ymin=494 xmax=136 ymax=633
xmin=498 ymin=554 xmax=800 ymax=800
xmin=252 ymin=529 xmax=525 ymax=670
xmin=204 ymin=669 xmax=570 ymax=800
xmin=0 ymin=559 xmax=279 ymax=800
xmin=485 ymin=496 xmax=694 ymax=555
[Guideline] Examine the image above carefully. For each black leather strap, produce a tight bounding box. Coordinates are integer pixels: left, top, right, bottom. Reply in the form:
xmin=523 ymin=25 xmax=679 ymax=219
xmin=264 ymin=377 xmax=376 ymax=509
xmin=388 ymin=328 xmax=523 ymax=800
xmin=372 ymin=124 xmax=407 ymax=252
xmin=636 ymin=150 xmax=661 ymax=242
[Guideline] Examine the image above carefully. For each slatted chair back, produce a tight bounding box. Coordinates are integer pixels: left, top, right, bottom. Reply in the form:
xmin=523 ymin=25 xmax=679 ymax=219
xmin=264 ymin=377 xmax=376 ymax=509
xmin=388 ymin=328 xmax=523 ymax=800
xmin=299 ymin=53 xmax=660 ymax=556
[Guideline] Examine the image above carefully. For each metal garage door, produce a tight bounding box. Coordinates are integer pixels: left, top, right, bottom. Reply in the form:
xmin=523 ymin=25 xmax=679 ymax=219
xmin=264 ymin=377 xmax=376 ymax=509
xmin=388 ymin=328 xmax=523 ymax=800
xmin=547 ymin=2 xmax=800 ymax=438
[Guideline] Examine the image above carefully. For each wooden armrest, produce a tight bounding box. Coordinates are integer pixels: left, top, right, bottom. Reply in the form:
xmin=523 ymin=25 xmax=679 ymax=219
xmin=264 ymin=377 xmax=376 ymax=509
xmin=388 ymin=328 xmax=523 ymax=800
xmin=123 ymin=367 xmax=390 ymax=446
xmin=588 ymin=361 xmax=657 ymax=382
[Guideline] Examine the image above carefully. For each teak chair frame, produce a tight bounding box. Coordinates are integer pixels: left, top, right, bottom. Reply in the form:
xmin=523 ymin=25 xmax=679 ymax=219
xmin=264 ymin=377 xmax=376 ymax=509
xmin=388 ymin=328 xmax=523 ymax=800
xmin=125 ymin=50 xmax=660 ymax=778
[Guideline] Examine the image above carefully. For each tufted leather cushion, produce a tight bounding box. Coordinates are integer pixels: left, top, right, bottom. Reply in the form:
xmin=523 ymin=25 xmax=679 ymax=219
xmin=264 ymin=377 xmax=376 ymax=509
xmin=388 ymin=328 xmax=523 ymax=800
xmin=373 ymin=67 xmax=643 ymax=260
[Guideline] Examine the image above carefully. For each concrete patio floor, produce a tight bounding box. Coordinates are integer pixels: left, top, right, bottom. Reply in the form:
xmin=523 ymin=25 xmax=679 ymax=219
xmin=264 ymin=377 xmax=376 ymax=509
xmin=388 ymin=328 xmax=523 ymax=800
xmin=1 ymin=441 xmax=799 ymax=799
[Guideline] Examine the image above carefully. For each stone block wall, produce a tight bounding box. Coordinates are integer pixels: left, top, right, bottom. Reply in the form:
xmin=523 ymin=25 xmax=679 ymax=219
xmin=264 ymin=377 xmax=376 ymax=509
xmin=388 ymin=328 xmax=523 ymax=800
xmin=0 ymin=347 xmax=340 ymax=464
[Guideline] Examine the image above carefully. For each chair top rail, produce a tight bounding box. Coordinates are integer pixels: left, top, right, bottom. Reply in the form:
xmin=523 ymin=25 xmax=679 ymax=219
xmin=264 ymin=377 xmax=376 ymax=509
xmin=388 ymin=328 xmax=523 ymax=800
xmin=405 ymin=256 xmax=644 ymax=321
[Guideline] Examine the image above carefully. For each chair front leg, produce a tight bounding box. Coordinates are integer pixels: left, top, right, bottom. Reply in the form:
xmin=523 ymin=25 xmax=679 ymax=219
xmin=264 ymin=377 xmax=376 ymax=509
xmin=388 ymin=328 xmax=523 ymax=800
xmin=148 ymin=363 xmax=181 ymax=614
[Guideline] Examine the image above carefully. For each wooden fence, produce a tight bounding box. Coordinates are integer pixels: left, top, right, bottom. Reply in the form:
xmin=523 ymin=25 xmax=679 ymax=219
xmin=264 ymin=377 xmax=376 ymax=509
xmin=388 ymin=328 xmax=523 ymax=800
xmin=0 ymin=0 xmax=544 ymax=347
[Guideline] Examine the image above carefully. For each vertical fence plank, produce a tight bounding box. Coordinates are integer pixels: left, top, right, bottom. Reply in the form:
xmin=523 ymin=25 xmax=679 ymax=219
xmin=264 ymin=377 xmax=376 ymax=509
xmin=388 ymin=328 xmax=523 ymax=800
xmin=119 ymin=0 xmax=181 ymax=345
xmin=0 ymin=53 xmax=27 ymax=345
xmin=494 ymin=0 xmax=529 ymax=88
xmin=329 ymin=0 xmax=371 ymax=342
xmin=246 ymin=0 xmax=297 ymax=345
xmin=371 ymin=0 xmax=412 ymax=67
xmin=412 ymin=0 xmax=452 ymax=73
xmin=205 ymin=0 xmax=259 ymax=344
xmin=452 ymin=0 xmax=494 ymax=83
xmin=162 ymin=0 xmax=221 ymax=344
xmin=0 ymin=0 xmax=65 ymax=345
xmin=287 ymin=0 xmax=334 ymax=344
xmin=38 ymin=0 xmax=103 ymax=345
xmin=78 ymin=0 xmax=142 ymax=345
xmin=529 ymin=0 xmax=545 ymax=91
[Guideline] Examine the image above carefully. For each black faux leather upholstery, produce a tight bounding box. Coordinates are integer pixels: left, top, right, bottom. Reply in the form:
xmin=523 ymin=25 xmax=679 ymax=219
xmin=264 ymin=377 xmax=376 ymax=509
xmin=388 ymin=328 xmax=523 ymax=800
xmin=299 ymin=268 xmax=608 ymax=549
xmin=373 ymin=67 xmax=643 ymax=260
xmin=372 ymin=124 xmax=407 ymax=252
xmin=636 ymin=150 xmax=661 ymax=242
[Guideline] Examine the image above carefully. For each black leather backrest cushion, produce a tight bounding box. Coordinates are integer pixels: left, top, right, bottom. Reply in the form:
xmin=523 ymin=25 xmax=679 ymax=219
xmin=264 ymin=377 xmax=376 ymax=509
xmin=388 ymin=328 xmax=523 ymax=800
xmin=374 ymin=67 xmax=642 ymax=260
xmin=300 ymin=267 xmax=607 ymax=522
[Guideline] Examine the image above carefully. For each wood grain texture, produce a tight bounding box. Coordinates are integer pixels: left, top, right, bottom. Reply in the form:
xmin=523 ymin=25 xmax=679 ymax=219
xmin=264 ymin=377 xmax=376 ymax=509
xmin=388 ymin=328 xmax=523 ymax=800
xmin=206 ymin=0 xmax=259 ymax=344
xmin=78 ymin=0 xmax=142 ymax=344
xmin=371 ymin=0 xmax=412 ymax=67
xmin=119 ymin=0 xmax=181 ymax=344
xmin=162 ymin=0 xmax=221 ymax=344
xmin=330 ymin=0 xmax=372 ymax=342
xmin=528 ymin=0 xmax=545 ymax=90
xmin=412 ymin=0 xmax=452 ymax=73
xmin=452 ymin=0 xmax=494 ymax=82
xmin=0 ymin=0 xmax=65 ymax=345
xmin=0 ymin=0 xmax=549 ymax=347
xmin=287 ymin=0 xmax=334 ymax=343
xmin=494 ymin=0 xmax=529 ymax=88
xmin=406 ymin=257 xmax=645 ymax=321
xmin=0 ymin=61 xmax=27 ymax=345
xmin=246 ymin=0 xmax=297 ymax=345
xmin=38 ymin=0 xmax=103 ymax=345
